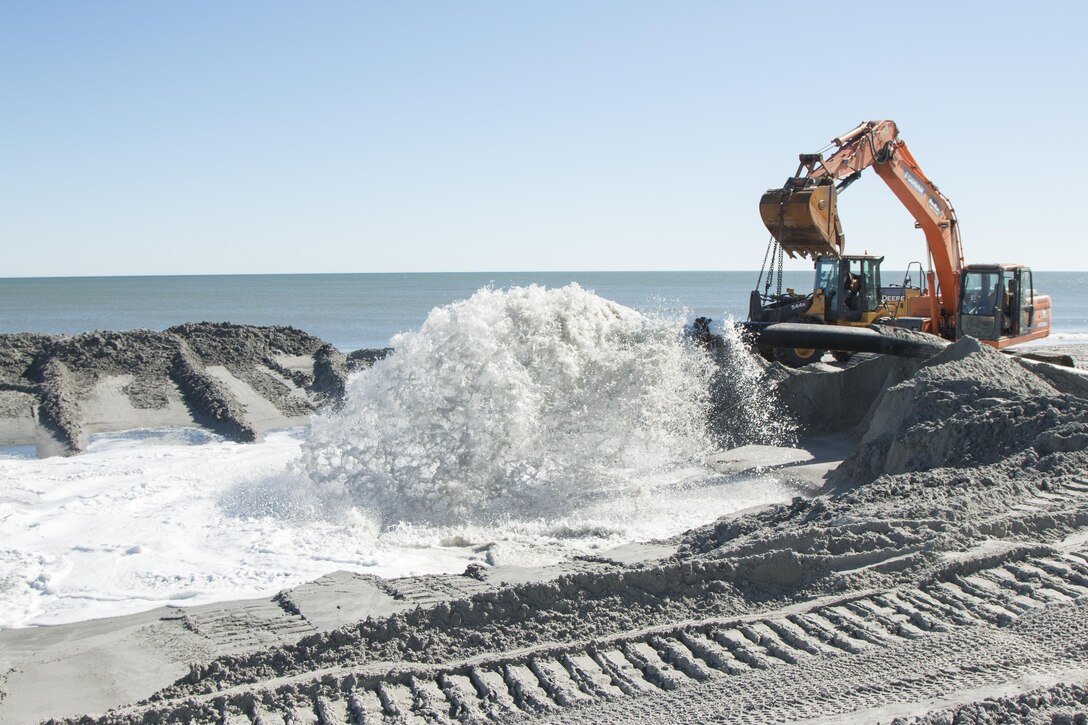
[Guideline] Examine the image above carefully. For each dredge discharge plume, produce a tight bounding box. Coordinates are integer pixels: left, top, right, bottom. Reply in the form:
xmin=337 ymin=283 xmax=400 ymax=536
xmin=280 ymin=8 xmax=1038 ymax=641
xmin=301 ymin=284 xmax=769 ymax=525
xmin=710 ymin=321 xmax=797 ymax=449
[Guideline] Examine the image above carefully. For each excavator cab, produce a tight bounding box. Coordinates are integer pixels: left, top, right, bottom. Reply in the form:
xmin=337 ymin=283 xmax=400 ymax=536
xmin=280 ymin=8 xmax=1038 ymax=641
xmin=958 ymin=265 xmax=1052 ymax=346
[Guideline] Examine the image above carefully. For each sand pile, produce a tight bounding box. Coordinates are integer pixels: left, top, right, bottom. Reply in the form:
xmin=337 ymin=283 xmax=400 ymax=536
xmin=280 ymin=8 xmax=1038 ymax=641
xmin=0 ymin=323 xmax=389 ymax=455
xmin=837 ymin=337 xmax=1088 ymax=481
xmin=3 ymin=337 xmax=1088 ymax=723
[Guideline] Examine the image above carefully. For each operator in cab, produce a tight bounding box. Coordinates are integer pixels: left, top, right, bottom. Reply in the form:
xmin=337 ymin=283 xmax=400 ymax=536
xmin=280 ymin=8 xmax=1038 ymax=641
xmin=845 ymin=273 xmax=861 ymax=311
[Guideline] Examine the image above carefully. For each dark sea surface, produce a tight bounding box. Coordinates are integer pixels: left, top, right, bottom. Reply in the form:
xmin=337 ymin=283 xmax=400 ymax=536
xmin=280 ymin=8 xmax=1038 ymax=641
xmin=1 ymin=271 xmax=1084 ymax=351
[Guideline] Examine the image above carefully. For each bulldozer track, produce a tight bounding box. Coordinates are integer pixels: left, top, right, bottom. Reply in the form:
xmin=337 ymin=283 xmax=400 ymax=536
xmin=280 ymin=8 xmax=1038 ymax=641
xmin=107 ymin=548 xmax=1088 ymax=724
xmin=185 ymin=602 xmax=319 ymax=648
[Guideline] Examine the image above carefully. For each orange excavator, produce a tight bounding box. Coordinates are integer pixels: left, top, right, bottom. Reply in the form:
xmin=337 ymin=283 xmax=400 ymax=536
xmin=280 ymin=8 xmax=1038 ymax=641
xmin=748 ymin=120 xmax=1051 ymax=366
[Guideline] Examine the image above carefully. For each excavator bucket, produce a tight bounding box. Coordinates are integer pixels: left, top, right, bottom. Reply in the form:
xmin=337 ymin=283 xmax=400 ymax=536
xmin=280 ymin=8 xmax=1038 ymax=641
xmin=759 ymin=183 xmax=844 ymax=259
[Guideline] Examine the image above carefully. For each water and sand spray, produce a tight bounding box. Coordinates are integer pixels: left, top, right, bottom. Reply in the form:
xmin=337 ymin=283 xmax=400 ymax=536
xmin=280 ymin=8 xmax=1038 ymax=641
xmin=0 ymin=284 xmax=796 ymax=627
xmin=300 ymin=284 xmax=792 ymax=527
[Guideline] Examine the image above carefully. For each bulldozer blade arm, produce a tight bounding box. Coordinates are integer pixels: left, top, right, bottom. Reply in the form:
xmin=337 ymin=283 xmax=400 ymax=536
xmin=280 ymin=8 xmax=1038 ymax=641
xmin=759 ymin=184 xmax=844 ymax=259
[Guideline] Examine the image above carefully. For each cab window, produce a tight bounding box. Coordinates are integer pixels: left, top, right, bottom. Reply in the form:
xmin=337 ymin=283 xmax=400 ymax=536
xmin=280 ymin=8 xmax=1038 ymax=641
xmin=861 ymin=259 xmax=880 ymax=311
xmin=814 ymin=258 xmax=839 ymax=312
xmin=1020 ymin=269 xmax=1033 ymax=331
xmin=959 ymin=270 xmax=1000 ymax=339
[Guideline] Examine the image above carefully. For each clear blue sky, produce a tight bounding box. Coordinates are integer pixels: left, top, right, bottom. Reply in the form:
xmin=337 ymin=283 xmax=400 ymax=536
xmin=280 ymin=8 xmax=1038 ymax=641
xmin=2 ymin=1 xmax=1085 ymax=277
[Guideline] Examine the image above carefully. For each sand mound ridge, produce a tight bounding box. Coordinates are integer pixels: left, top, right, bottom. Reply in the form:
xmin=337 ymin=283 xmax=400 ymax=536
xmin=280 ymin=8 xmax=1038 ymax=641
xmin=0 ymin=323 xmax=390 ymax=455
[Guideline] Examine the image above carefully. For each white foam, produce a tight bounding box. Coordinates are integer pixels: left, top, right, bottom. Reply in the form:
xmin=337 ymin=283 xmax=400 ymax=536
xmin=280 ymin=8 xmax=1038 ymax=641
xmin=1030 ymin=331 xmax=1088 ymax=344
xmin=0 ymin=428 xmax=384 ymax=627
xmin=301 ymin=284 xmax=721 ymax=525
xmin=0 ymin=427 xmax=793 ymax=628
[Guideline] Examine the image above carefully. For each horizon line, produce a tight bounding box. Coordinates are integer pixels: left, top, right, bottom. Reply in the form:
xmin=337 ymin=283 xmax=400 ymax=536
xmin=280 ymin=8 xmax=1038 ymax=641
xmin=2 ymin=268 xmax=1081 ymax=282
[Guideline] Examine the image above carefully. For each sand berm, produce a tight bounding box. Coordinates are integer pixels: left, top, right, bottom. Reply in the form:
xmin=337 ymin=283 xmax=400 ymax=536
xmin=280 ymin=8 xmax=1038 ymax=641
xmin=2 ymin=325 xmax=1088 ymax=723
xmin=0 ymin=322 xmax=390 ymax=455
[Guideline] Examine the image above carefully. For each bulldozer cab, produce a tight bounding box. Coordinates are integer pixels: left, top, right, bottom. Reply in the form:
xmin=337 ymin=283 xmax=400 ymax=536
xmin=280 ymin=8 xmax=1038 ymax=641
xmin=814 ymin=255 xmax=883 ymax=322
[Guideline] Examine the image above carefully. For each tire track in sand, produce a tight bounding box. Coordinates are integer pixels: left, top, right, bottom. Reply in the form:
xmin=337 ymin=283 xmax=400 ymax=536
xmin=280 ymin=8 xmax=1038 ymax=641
xmin=95 ymin=548 xmax=1088 ymax=724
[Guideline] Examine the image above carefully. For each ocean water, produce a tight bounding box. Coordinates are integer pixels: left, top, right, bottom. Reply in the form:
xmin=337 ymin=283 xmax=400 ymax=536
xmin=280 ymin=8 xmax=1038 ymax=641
xmin=4 ymin=271 xmax=1084 ymax=351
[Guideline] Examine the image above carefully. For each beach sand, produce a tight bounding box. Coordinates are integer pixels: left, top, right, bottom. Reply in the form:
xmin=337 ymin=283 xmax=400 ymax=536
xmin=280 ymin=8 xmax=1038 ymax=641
xmin=2 ymin=334 xmax=1087 ymax=723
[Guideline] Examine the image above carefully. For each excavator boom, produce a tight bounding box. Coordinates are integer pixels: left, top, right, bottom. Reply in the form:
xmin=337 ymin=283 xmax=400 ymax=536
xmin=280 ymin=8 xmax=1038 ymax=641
xmin=758 ymin=120 xmax=964 ymax=329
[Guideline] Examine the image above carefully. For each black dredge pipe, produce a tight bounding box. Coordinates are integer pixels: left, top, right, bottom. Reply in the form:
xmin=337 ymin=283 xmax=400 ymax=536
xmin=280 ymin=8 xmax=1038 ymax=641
xmin=757 ymin=323 xmax=946 ymax=359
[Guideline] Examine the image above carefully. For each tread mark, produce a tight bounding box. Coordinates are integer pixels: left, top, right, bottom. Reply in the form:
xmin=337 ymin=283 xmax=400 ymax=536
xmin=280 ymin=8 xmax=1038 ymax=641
xmin=761 ymin=617 xmax=841 ymax=655
xmin=923 ymin=581 xmax=1017 ymax=626
xmin=283 ymin=706 xmax=319 ymax=725
xmin=1009 ymin=562 xmax=1087 ymax=599
xmin=1031 ymin=559 xmax=1088 ymax=592
xmin=438 ymin=673 xmax=487 ymax=722
xmin=408 ymin=675 xmax=454 ymax=722
xmin=376 ymin=682 xmax=421 ymax=721
xmin=346 ymin=690 xmax=384 ymax=725
xmin=314 ymin=696 xmax=350 ymax=725
xmin=468 ymin=667 xmax=520 ymax=715
xmin=529 ymin=657 xmax=594 ymax=706
xmin=898 ymin=589 xmax=979 ymax=626
xmin=737 ymin=622 xmax=801 ymax=663
xmin=592 ymin=649 xmax=658 ymax=695
xmin=958 ymin=574 xmax=1038 ymax=614
xmin=251 ymin=705 xmax=286 ymax=725
xmin=710 ymin=628 xmax=776 ymax=669
xmin=622 ymin=641 xmax=687 ymax=690
xmin=648 ymin=636 xmax=715 ymax=682
xmin=677 ymin=631 xmax=750 ymax=675
xmin=818 ymin=605 xmax=894 ymax=646
xmin=786 ymin=613 xmax=866 ymax=654
xmin=873 ymin=593 xmax=950 ymax=633
xmin=848 ymin=598 xmax=927 ymax=639
xmin=561 ymin=653 xmax=624 ymax=699
xmin=503 ymin=663 xmax=555 ymax=711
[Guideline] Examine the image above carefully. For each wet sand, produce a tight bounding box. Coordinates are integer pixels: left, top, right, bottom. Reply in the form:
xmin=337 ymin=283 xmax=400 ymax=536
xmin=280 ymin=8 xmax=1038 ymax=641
xmin=2 ymin=337 xmax=1087 ymax=723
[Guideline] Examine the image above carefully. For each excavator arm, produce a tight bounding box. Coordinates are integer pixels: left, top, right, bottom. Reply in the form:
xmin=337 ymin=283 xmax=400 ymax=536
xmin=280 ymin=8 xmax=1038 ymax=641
xmin=760 ymin=120 xmax=965 ymax=325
